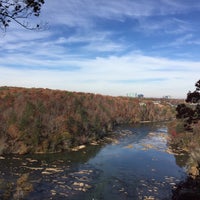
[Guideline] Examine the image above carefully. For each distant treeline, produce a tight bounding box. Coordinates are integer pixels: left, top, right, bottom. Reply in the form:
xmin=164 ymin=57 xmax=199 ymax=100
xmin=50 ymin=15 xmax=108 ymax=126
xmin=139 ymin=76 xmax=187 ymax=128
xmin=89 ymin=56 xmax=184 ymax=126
xmin=0 ymin=87 xmax=179 ymax=154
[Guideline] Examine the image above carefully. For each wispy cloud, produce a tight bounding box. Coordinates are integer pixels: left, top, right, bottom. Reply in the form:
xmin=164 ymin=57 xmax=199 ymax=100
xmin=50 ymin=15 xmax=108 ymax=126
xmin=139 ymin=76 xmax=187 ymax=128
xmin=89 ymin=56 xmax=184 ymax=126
xmin=41 ymin=0 xmax=200 ymax=28
xmin=1 ymin=51 xmax=200 ymax=97
xmin=1 ymin=0 xmax=200 ymax=98
xmin=113 ymin=78 xmax=168 ymax=84
xmin=137 ymin=17 xmax=192 ymax=36
xmin=154 ymin=34 xmax=200 ymax=50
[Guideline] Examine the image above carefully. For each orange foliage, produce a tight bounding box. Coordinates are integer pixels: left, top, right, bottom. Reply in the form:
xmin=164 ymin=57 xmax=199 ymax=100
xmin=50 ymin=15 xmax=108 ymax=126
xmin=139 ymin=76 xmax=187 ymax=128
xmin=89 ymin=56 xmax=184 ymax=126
xmin=0 ymin=86 xmax=178 ymax=154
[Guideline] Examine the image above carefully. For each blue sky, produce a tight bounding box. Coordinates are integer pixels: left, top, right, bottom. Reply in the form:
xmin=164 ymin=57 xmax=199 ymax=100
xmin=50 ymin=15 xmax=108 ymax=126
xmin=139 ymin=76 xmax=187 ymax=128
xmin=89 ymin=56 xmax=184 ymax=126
xmin=1 ymin=0 xmax=200 ymax=98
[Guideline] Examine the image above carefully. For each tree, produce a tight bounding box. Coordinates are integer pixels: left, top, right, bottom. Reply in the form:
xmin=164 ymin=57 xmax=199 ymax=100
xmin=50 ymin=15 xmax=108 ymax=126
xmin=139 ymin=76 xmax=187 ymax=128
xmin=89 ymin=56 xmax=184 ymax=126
xmin=186 ymin=80 xmax=200 ymax=104
xmin=176 ymin=80 xmax=200 ymax=131
xmin=0 ymin=0 xmax=44 ymax=31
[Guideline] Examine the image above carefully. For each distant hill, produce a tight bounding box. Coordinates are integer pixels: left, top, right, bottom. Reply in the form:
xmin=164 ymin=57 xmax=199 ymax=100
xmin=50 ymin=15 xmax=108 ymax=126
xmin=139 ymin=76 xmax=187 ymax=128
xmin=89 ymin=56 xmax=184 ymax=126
xmin=0 ymin=86 xmax=182 ymax=154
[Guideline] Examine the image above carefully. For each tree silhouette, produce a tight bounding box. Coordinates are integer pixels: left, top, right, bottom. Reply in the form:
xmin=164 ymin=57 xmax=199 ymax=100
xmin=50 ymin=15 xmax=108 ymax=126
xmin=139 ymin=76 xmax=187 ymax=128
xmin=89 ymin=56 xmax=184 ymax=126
xmin=0 ymin=0 xmax=45 ymax=31
xmin=176 ymin=80 xmax=200 ymax=131
xmin=186 ymin=80 xmax=200 ymax=104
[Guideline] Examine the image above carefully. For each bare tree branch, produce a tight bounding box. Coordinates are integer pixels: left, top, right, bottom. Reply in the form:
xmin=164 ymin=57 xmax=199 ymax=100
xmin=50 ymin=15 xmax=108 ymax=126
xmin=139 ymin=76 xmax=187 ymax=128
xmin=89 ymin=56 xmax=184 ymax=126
xmin=0 ymin=0 xmax=45 ymax=31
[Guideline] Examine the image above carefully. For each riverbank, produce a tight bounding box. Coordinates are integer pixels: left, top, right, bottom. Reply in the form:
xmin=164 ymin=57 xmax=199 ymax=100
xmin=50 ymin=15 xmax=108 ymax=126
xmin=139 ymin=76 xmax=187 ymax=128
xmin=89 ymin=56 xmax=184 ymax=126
xmin=168 ymin=120 xmax=200 ymax=199
xmin=168 ymin=121 xmax=200 ymax=176
xmin=0 ymin=86 xmax=180 ymax=155
xmin=0 ymin=123 xmax=188 ymax=200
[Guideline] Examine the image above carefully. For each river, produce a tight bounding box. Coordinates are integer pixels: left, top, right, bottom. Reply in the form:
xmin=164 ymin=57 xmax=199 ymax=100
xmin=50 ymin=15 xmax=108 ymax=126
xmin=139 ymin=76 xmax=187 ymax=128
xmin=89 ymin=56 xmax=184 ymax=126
xmin=0 ymin=123 xmax=188 ymax=200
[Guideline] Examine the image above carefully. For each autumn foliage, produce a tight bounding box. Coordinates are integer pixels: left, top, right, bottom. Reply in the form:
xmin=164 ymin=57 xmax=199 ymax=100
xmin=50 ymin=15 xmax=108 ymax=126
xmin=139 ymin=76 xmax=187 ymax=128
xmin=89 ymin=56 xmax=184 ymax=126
xmin=0 ymin=86 xmax=175 ymax=154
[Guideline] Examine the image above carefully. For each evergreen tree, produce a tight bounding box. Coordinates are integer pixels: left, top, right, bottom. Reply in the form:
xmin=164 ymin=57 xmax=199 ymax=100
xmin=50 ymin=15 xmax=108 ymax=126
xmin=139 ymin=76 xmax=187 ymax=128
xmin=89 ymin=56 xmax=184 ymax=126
xmin=176 ymin=80 xmax=200 ymax=131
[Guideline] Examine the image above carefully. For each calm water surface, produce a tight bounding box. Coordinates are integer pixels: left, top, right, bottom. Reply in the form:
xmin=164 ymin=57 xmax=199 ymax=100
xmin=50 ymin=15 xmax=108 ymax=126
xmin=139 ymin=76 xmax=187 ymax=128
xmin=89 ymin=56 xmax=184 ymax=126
xmin=0 ymin=123 xmax=188 ymax=200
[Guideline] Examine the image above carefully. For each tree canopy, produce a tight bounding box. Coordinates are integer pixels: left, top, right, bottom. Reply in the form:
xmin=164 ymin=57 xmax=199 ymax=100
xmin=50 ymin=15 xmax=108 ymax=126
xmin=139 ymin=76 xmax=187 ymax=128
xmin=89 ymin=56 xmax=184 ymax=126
xmin=0 ymin=0 xmax=45 ymax=31
xmin=176 ymin=80 xmax=200 ymax=131
xmin=186 ymin=80 xmax=200 ymax=104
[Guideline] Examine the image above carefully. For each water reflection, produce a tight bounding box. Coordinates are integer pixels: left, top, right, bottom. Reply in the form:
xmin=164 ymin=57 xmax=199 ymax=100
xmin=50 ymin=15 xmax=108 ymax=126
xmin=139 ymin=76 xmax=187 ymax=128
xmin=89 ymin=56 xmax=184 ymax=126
xmin=0 ymin=145 xmax=102 ymax=199
xmin=171 ymin=147 xmax=200 ymax=199
xmin=0 ymin=123 xmax=188 ymax=200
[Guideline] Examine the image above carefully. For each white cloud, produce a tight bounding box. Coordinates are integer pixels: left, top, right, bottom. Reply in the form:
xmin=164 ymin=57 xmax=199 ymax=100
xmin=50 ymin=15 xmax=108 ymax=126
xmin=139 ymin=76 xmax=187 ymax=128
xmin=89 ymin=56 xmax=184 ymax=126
xmin=41 ymin=0 xmax=200 ymax=28
xmin=154 ymin=34 xmax=200 ymax=49
xmin=137 ymin=17 xmax=192 ymax=36
xmin=1 ymin=52 xmax=199 ymax=98
xmin=1 ymin=0 xmax=200 ymax=98
xmin=64 ymin=31 xmax=111 ymax=43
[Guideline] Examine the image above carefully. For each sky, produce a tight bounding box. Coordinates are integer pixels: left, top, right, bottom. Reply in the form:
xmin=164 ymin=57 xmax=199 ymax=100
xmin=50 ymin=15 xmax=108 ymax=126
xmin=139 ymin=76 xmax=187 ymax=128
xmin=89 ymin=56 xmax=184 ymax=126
xmin=0 ymin=0 xmax=200 ymax=98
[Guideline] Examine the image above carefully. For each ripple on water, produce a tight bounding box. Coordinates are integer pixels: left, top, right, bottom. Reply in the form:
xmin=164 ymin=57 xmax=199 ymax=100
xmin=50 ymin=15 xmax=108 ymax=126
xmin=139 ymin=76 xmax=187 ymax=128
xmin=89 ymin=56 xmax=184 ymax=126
xmin=0 ymin=123 xmax=188 ymax=200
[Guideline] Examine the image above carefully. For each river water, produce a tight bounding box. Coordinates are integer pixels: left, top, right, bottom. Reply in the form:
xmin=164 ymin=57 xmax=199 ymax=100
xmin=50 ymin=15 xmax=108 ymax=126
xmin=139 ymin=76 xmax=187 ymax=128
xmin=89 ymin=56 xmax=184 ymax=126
xmin=0 ymin=123 xmax=188 ymax=200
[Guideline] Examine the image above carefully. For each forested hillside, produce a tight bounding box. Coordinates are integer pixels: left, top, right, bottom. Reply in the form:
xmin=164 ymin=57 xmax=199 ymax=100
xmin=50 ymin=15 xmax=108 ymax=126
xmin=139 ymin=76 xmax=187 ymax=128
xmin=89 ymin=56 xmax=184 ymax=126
xmin=0 ymin=87 xmax=177 ymax=154
xmin=168 ymin=80 xmax=200 ymax=199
